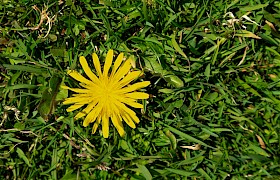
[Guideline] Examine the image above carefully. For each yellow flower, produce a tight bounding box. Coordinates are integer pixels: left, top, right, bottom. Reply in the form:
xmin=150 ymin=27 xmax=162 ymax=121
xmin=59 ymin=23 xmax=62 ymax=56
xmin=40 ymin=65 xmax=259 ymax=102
xmin=62 ymin=50 xmax=150 ymax=138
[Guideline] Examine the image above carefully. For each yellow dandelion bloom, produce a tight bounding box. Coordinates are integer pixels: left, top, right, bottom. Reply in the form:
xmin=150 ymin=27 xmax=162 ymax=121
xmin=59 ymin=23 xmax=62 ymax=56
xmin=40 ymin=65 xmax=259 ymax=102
xmin=62 ymin=49 xmax=150 ymax=138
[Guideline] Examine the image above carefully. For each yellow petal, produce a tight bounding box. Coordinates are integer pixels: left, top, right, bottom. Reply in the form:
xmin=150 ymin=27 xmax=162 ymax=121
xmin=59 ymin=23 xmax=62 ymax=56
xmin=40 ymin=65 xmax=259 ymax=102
xmin=83 ymin=110 xmax=98 ymax=127
xmin=124 ymin=101 xmax=144 ymax=108
xmin=113 ymin=100 xmax=141 ymax=124
xmin=79 ymin=83 xmax=101 ymax=92
xmin=67 ymin=70 xmax=95 ymax=85
xmin=130 ymin=113 xmax=140 ymax=123
xmin=92 ymin=116 xmax=101 ymax=134
xmin=102 ymin=98 xmax=111 ymax=115
xmin=110 ymin=100 xmax=121 ymax=114
xmin=111 ymin=114 xmax=125 ymax=137
xmin=112 ymin=60 xmax=131 ymax=81
xmin=125 ymin=92 xmax=149 ymax=99
xmin=111 ymin=53 xmax=123 ymax=76
xmin=83 ymin=103 xmax=103 ymax=126
xmin=103 ymin=49 xmax=113 ymax=77
xmin=117 ymin=81 xmax=150 ymax=93
xmin=122 ymin=113 xmax=136 ymax=128
xmin=92 ymin=53 xmax=102 ymax=77
xmin=61 ymin=85 xmax=92 ymax=93
xmin=72 ymin=94 xmax=94 ymax=98
xmin=79 ymin=56 xmax=100 ymax=83
xmin=75 ymin=112 xmax=87 ymax=119
xmin=123 ymin=107 xmax=140 ymax=123
xmin=66 ymin=104 xmax=84 ymax=112
xmin=114 ymin=96 xmax=144 ymax=108
xmin=102 ymin=115 xmax=109 ymax=138
xmin=118 ymin=71 xmax=143 ymax=87
xmin=63 ymin=97 xmax=92 ymax=105
xmin=113 ymin=101 xmax=138 ymax=119
xmin=74 ymin=101 xmax=97 ymax=119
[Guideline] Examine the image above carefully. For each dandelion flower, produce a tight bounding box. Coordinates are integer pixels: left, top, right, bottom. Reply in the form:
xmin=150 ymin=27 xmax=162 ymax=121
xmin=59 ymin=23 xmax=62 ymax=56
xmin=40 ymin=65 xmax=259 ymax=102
xmin=62 ymin=50 xmax=150 ymax=138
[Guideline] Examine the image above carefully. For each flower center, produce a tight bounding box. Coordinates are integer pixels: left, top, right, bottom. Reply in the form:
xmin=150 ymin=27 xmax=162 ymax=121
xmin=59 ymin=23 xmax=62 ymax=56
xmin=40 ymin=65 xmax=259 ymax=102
xmin=99 ymin=78 xmax=113 ymax=99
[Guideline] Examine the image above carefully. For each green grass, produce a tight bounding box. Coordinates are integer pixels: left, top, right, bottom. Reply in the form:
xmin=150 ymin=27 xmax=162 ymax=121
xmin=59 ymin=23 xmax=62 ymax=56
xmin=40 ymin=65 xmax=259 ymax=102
xmin=1 ymin=0 xmax=280 ymax=179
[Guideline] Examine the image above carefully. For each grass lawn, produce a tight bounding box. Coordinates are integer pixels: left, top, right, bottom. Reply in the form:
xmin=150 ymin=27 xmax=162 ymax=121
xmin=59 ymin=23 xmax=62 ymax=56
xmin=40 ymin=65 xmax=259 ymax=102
xmin=1 ymin=0 xmax=280 ymax=179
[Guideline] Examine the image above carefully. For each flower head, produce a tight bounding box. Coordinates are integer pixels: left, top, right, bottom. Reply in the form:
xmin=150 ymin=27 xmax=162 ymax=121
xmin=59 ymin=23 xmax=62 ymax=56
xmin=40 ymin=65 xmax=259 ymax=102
xmin=63 ymin=50 xmax=150 ymax=138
